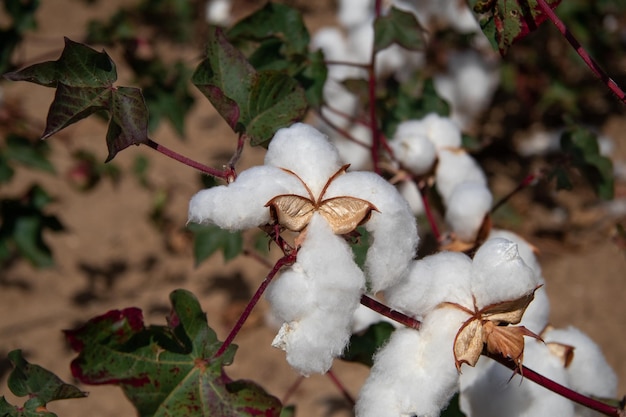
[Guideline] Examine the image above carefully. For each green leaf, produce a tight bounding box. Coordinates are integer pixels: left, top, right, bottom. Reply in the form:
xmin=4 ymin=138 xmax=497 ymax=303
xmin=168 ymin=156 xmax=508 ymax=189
xmin=560 ymin=126 xmax=614 ymax=199
xmin=3 ymin=134 xmax=55 ymax=174
xmin=227 ymin=3 xmax=310 ymax=56
xmin=65 ymin=289 xmax=282 ymax=417
xmin=42 ymin=84 xmax=111 ymax=139
xmin=193 ymin=28 xmax=308 ymax=146
xmin=373 ymin=6 xmax=425 ymax=53
xmin=469 ymin=0 xmax=562 ymax=55
xmin=0 ymin=349 xmax=86 ymax=416
xmin=4 ymin=37 xmax=116 ymax=87
xmin=188 ymin=223 xmax=243 ymax=265
xmin=441 ymin=393 xmax=467 ymax=417
xmin=342 ymin=322 xmax=395 ymax=367
xmin=105 ymin=87 xmax=150 ymax=161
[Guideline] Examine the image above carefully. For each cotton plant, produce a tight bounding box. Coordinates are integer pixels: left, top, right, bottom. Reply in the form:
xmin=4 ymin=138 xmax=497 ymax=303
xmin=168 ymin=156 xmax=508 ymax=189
xmin=355 ymin=237 xmax=543 ymax=417
xmin=188 ymin=123 xmax=418 ymax=375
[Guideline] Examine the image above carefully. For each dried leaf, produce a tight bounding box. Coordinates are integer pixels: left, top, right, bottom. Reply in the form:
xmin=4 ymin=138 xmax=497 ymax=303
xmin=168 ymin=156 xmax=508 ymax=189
xmin=480 ymin=290 xmax=538 ymax=324
xmin=483 ymin=321 xmax=541 ymax=368
xmin=453 ymin=318 xmax=484 ymax=371
xmin=266 ymin=195 xmax=316 ymax=232
xmin=318 ymin=197 xmax=377 ymax=235
xmin=546 ymin=342 xmax=575 ymax=368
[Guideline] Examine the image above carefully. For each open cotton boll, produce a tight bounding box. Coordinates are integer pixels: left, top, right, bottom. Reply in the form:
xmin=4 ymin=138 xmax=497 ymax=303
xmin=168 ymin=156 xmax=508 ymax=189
xmin=385 ymin=251 xmax=473 ymax=319
xmin=205 ymin=0 xmax=231 ymax=25
xmin=421 ymin=113 xmax=463 ymax=150
xmin=338 ymin=0 xmax=374 ymax=29
xmin=265 ymin=123 xmax=343 ymax=197
xmin=435 ymin=149 xmax=486 ymax=202
xmin=543 ymin=326 xmax=618 ymax=402
xmin=391 ymin=125 xmax=437 ymax=175
xmin=444 ymin=182 xmax=492 ymax=242
xmin=471 ymin=238 xmax=539 ymax=308
xmin=356 ymin=309 xmax=466 ymax=417
xmin=397 ymin=180 xmax=425 ymax=216
xmin=188 ymin=165 xmax=305 ymax=229
xmin=325 ymin=171 xmax=419 ymax=292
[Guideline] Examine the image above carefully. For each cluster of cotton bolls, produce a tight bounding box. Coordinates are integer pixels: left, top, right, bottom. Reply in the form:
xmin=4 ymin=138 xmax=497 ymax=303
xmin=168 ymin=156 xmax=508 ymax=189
xmin=390 ymin=113 xmax=492 ymax=244
xmin=188 ymin=123 xmax=418 ymax=375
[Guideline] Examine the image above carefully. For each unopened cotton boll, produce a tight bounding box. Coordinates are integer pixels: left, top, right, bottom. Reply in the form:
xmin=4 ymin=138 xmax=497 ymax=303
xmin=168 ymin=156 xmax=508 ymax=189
xmin=326 ymin=171 xmax=419 ymax=292
xmin=543 ymin=326 xmax=618 ymax=404
xmin=435 ymin=148 xmax=487 ymax=202
xmin=444 ymin=182 xmax=492 ymax=242
xmin=471 ymin=238 xmax=539 ymax=309
xmin=385 ymin=251 xmax=473 ymax=319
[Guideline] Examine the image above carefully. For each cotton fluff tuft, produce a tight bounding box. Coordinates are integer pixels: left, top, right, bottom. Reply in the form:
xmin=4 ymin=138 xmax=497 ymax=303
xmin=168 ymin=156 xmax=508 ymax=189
xmin=265 ymin=123 xmax=343 ymax=197
xmin=444 ymin=183 xmax=492 ymax=242
xmin=326 ymin=171 xmax=419 ymax=292
xmin=471 ymin=238 xmax=539 ymax=308
xmin=385 ymin=251 xmax=473 ymax=319
xmin=356 ymin=308 xmax=468 ymax=417
xmin=269 ymin=214 xmax=364 ymax=375
xmin=435 ymin=149 xmax=487 ymax=202
xmin=397 ymin=180 xmax=425 ymax=215
xmin=391 ymin=122 xmax=437 ymax=175
xmin=188 ymin=165 xmax=305 ymax=230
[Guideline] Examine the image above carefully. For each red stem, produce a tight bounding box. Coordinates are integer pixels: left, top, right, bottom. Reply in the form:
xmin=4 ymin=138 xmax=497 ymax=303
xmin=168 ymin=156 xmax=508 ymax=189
xmin=214 ymin=253 xmax=296 ymax=358
xmin=144 ymin=139 xmax=233 ymax=180
xmin=327 ymin=369 xmax=355 ymax=405
xmin=536 ymin=0 xmax=626 ymax=103
xmin=418 ymin=181 xmax=441 ymax=241
xmin=491 ymin=173 xmax=538 ymax=214
xmin=281 ymin=375 xmax=305 ymax=404
xmin=489 ymin=354 xmax=623 ymax=417
xmin=360 ymin=295 xmax=421 ymax=329
xmin=367 ymin=0 xmax=384 ymax=174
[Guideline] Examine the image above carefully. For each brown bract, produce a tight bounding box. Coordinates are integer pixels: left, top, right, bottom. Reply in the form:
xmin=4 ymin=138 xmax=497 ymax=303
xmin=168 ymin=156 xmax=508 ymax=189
xmin=265 ymin=165 xmax=379 ymax=235
xmin=440 ymin=288 xmax=542 ymax=372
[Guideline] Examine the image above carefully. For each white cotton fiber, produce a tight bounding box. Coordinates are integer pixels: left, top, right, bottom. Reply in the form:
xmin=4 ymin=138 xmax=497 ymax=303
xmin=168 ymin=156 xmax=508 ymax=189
xmin=391 ymin=122 xmax=437 ymax=175
xmin=519 ymin=286 xmax=550 ymax=334
xmin=444 ymin=182 xmax=492 ymax=242
xmin=397 ymin=179 xmax=425 ymax=216
xmin=471 ymin=238 xmax=539 ymax=309
xmin=543 ymin=326 xmax=618 ymax=401
xmin=352 ymin=302 xmax=399 ymax=333
xmin=269 ymin=214 xmax=364 ymax=375
xmin=488 ymin=229 xmax=542 ymax=279
xmin=421 ymin=113 xmax=463 ymax=150
xmin=385 ymin=251 xmax=473 ymax=318
xmin=356 ymin=308 xmax=466 ymax=417
xmin=338 ymin=0 xmax=374 ymax=28
xmin=188 ymin=165 xmax=305 ymax=230
xmin=435 ymin=149 xmax=487 ymax=202
xmin=265 ymin=123 xmax=343 ymax=197
xmin=326 ymin=171 xmax=419 ymax=292
xmin=205 ymin=0 xmax=231 ymax=25
xmin=331 ymin=123 xmax=373 ymax=171
xmin=319 ymin=81 xmax=360 ymax=129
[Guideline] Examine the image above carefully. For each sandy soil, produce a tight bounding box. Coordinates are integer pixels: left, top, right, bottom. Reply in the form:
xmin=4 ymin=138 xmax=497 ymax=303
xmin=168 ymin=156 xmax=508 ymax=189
xmin=1 ymin=1 xmax=625 ymax=417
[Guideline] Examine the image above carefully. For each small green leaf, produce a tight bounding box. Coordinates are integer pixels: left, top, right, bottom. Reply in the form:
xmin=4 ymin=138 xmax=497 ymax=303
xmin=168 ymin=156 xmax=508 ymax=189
xmin=373 ymin=6 xmax=425 ymax=53
xmin=188 ymin=223 xmax=243 ymax=265
xmin=4 ymin=134 xmax=55 ymax=174
xmin=441 ymin=393 xmax=467 ymax=417
xmin=560 ymin=126 xmax=614 ymax=200
xmin=65 ymin=289 xmax=282 ymax=417
xmin=342 ymin=322 xmax=395 ymax=367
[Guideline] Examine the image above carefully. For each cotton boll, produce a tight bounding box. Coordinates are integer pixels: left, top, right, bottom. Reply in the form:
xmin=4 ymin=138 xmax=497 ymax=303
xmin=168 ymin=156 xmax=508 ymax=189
xmin=391 ymin=123 xmax=437 ymax=175
xmin=311 ymin=27 xmax=347 ymax=63
xmin=265 ymin=123 xmax=343 ymax=197
xmin=188 ymin=165 xmax=305 ymax=229
xmin=435 ymin=149 xmax=486 ymax=202
xmin=543 ymin=326 xmax=618 ymax=403
xmin=445 ymin=182 xmax=492 ymax=242
xmin=421 ymin=113 xmax=463 ymax=150
xmin=326 ymin=171 xmax=419 ymax=292
xmin=471 ymin=238 xmax=539 ymax=309
xmin=205 ymin=0 xmax=231 ymax=25
xmin=397 ymin=180 xmax=425 ymax=216
xmin=338 ymin=0 xmax=374 ymax=29
xmin=385 ymin=252 xmax=473 ymax=319
xmin=319 ymin=81 xmax=360 ymax=129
